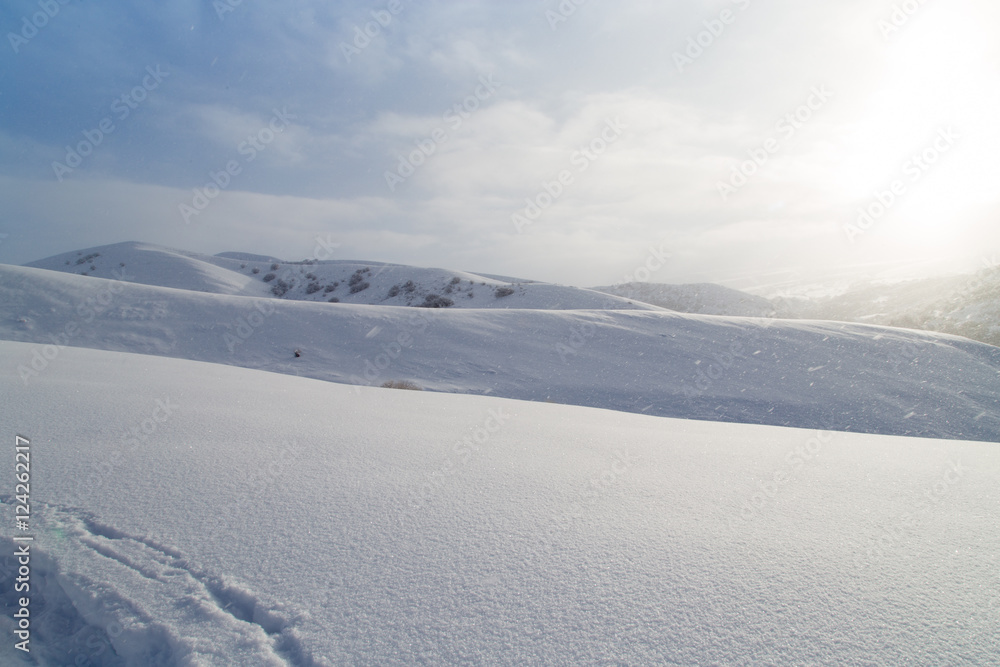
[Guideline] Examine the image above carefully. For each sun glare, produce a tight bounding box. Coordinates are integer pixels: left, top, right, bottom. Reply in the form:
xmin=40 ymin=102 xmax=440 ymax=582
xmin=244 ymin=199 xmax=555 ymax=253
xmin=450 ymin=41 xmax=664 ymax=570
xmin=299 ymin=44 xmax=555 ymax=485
xmin=834 ymin=4 xmax=999 ymax=257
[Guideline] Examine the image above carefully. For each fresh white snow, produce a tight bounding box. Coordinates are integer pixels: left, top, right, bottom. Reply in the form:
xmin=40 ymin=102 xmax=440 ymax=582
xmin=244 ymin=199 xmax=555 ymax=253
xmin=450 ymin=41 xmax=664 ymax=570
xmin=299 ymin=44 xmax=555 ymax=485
xmin=1 ymin=341 xmax=998 ymax=665
xmin=2 ymin=262 xmax=998 ymax=441
xmin=3 ymin=243 xmax=1000 ymax=665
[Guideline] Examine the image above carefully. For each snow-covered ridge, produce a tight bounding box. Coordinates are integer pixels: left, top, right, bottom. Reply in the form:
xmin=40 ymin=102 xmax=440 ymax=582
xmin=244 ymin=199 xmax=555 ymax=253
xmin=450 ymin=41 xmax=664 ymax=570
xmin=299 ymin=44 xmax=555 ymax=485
xmin=594 ymin=281 xmax=778 ymax=317
xmin=3 ymin=263 xmax=998 ymax=442
xmin=26 ymin=241 xmax=657 ymax=311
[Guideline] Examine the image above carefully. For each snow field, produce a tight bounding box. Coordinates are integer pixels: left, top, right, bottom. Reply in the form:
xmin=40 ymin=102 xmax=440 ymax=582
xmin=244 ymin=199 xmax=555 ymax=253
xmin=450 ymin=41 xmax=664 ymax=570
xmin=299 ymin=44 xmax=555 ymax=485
xmin=2 ymin=341 xmax=999 ymax=665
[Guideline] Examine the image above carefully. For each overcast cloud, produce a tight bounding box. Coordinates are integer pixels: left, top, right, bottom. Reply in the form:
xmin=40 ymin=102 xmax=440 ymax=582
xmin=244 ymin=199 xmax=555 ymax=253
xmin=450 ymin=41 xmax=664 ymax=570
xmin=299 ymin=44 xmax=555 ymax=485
xmin=2 ymin=0 xmax=998 ymax=292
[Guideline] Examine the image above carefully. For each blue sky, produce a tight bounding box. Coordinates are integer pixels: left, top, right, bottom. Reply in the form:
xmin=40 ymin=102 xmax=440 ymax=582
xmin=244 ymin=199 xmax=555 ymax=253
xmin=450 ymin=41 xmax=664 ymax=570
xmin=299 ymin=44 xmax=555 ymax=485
xmin=2 ymin=0 xmax=999 ymax=291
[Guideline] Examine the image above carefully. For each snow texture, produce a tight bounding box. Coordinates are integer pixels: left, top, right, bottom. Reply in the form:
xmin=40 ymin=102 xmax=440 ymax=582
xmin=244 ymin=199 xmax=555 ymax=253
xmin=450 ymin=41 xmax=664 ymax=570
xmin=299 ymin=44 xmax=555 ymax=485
xmin=1 ymin=342 xmax=998 ymax=665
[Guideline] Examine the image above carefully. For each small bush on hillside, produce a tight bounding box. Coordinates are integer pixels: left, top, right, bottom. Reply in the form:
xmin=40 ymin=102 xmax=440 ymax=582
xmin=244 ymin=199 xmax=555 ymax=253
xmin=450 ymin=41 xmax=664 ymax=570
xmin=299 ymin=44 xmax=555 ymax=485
xmin=387 ymin=285 xmax=400 ymax=297
xmin=305 ymin=283 xmax=322 ymax=294
xmin=324 ymin=284 xmax=337 ymax=293
xmin=403 ymin=280 xmax=416 ymax=293
xmin=262 ymin=273 xmax=276 ymax=282
xmin=271 ymin=263 xmax=280 ymax=270
xmin=271 ymin=279 xmax=293 ymax=297
xmin=328 ymin=297 xmax=340 ymax=303
xmin=349 ymin=281 xmax=370 ymax=294
xmin=495 ymin=286 xmax=515 ymax=298
xmin=252 ymin=267 xmax=260 ymax=274
xmin=381 ymin=380 xmax=422 ymax=390
xmin=450 ymin=276 xmax=461 ymax=285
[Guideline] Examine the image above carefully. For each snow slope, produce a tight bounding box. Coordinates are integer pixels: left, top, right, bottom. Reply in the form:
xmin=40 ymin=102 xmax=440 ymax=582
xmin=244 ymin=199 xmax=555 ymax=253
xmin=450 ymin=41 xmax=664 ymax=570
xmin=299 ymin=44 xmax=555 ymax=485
xmin=25 ymin=242 xmax=272 ymax=298
xmin=594 ymin=281 xmax=779 ymax=317
xmin=26 ymin=242 xmax=656 ymax=311
xmin=1 ymin=341 xmax=998 ymax=665
xmin=3 ymin=264 xmax=999 ymax=442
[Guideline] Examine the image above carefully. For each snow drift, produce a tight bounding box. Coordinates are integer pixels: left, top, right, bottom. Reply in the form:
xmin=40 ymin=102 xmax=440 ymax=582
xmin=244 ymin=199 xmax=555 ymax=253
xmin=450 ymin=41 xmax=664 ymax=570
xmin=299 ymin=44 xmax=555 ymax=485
xmin=1 ymin=341 xmax=998 ymax=665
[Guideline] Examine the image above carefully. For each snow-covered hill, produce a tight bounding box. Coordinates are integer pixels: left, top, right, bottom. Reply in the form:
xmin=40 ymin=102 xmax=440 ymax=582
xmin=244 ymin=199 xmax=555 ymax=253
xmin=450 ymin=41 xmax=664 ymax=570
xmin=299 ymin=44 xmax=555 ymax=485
xmin=27 ymin=242 xmax=655 ymax=311
xmin=2 ymin=341 xmax=997 ymax=665
xmin=595 ymin=266 xmax=1000 ymax=349
xmin=782 ymin=265 xmax=1000 ymax=347
xmin=594 ymin=281 xmax=779 ymax=317
xmin=3 ymin=263 xmax=998 ymax=442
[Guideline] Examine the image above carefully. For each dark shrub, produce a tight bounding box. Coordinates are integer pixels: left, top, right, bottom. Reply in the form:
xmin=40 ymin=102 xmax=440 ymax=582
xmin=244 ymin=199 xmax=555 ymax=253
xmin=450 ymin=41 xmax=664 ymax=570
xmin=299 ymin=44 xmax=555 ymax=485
xmin=328 ymin=297 xmax=339 ymax=303
xmin=403 ymin=280 xmax=416 ymax=293
xmin=324 ymin=284 xmax=336 ymax=293
xmin=262 ymin=273 xmax=276 ymax=282
xmin=387 ymin=285 xmax=400 ymax=297
xmin=495 ymin=286 xmax=515 ymax=298
xmin=271 ymin=263 xmax=280 ymax=270
xmin=419 ymin=294 xmax=453 ymax=308
xmin=271 ymin=279 xmax=293 ymax=296
xmin=349 ymin=281 xmax=370 ymax=294
xmin=251 ymin=267 xmax=260 ymax=274
xmin=305 ymin=283 xmax=322 ymax=294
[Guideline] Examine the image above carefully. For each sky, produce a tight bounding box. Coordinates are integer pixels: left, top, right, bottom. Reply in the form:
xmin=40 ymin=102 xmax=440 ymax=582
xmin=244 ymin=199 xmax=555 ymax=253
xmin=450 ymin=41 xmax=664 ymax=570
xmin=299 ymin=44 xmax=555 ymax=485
xmin=1 ymin=0 xmax=999 ymax=293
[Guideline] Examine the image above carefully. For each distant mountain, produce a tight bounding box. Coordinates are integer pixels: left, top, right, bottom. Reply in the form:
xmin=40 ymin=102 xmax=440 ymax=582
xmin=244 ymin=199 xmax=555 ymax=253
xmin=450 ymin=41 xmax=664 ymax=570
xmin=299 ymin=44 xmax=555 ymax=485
xmin=785 ymin=267 xmax=1000 ymax=347
xmin=594 ymin=268 xmax=1000 ymax=349
xmin=26 ymin=241 xmax=659 ymax=311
